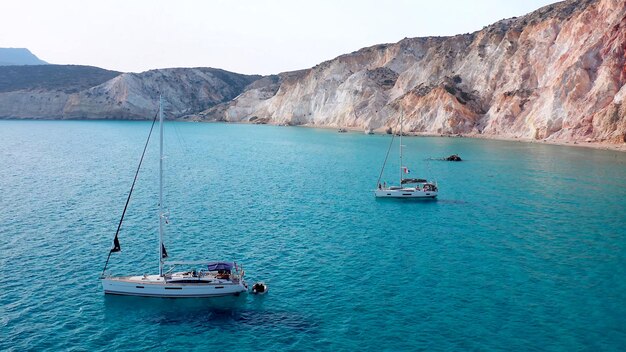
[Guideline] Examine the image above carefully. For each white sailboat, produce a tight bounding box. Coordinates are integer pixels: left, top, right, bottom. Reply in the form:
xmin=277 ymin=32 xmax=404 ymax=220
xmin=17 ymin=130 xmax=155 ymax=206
xmin=100 ymin=96 xmax=247 ymax=298
xmin=374 ymin=110 xmax=438 ymax=199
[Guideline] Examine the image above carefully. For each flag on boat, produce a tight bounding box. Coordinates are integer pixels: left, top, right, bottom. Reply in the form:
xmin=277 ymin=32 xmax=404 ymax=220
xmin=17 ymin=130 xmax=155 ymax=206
xmin=403 ymin=167 xmax=411 ymax=174
xmin=110 ymin=235 xmax=121 ymax=253
xmin=161 ymin=243 xmax=168 ymax=258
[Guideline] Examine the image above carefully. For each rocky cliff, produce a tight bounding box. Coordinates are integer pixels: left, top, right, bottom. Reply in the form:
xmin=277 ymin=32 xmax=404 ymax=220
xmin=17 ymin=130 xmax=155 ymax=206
xmin=200 ymin=0 xmax=626 ymax=144
xmin=1 ymin=0 xmax=624 ymax=145
xmin=0 ymin=66 xmax=259 ymax=119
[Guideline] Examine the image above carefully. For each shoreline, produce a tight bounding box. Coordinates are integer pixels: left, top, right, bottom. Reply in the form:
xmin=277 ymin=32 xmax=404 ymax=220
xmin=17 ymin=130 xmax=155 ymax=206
xmin=416 ymin=131 xmax=626 ymax=153
xmin=283 ymin=122 xmax=626 ymax=153
xmin=2 ymin=117 xmax=625 ymax=153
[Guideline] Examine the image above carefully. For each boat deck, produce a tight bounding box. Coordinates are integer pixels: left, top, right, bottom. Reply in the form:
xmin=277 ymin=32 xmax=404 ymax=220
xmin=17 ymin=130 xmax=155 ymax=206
xmin=106 ymin=273 xmax=240 ymax=285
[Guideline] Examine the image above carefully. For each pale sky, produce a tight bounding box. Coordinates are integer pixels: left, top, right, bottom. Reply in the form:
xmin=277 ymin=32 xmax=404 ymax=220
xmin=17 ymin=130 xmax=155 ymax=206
xmin=1 ymin=0 xmax=556 ymax=75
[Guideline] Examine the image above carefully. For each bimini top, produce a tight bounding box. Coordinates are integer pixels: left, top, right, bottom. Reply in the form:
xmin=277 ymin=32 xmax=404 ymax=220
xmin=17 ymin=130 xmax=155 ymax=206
xmin=207 ymin=262 xmax=234 ymax=271
xmin=401 ymin=178 xmax=428 ymax=184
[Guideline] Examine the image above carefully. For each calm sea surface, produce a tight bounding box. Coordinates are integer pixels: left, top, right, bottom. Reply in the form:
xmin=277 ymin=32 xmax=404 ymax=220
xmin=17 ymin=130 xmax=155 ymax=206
xmin=1 ymin=120 xmax=625 ymax=351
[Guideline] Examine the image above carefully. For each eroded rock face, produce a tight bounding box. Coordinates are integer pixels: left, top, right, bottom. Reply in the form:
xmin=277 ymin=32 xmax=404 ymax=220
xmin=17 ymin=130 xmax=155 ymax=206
xmin=1 ymin=0 xmax=623 ymax=145
xmin=0 ymin=67 xmax=259 ymax=119
xmin=201 ymin=0 xmax=626 ymax=143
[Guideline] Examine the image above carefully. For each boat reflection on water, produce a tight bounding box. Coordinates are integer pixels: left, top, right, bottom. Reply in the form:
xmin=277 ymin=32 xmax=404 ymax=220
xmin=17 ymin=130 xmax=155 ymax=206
xmin=103 ymin=294 xmax=313 ymax=332
xmin=103 ymin=293 xmax=247 ymax=323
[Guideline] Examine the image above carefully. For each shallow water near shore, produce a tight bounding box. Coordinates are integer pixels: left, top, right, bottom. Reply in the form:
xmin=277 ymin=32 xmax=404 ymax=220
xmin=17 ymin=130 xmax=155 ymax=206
xmin=1 ymin=120 xmax=625 ymax=351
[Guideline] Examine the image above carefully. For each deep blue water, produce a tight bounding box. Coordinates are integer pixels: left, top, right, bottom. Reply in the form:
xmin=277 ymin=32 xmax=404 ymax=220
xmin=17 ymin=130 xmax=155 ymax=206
xmin=1 ymin=120 xmax=625 ymax=351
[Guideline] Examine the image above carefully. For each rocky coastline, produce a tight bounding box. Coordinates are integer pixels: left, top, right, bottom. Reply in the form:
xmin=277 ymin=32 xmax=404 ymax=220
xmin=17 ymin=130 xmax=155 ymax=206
xmin=0 ymin=0 xmax=624 ymax=150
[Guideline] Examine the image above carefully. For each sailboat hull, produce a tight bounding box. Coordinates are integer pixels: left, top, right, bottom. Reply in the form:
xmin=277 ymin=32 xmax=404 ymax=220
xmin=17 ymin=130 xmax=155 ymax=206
xmin=374 ymin=189 xmax=437 ymax=198
xmin=101 ymin=276 xmax=247 ymax=298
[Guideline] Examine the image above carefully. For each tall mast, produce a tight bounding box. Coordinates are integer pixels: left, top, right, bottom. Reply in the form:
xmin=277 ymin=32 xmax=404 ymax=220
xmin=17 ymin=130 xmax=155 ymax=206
xmin=158 ymin=95 xmax=164 ymax=276
xmin=399 ymin=107 xmax=403 ymax=185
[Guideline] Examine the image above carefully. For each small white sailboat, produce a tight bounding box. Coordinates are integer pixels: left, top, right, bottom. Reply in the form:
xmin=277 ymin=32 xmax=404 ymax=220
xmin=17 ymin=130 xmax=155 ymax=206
xmin=374 ymin=110 xmax=438 ymax=199
xmin=100 ymin=96 xmax=247 ymax=298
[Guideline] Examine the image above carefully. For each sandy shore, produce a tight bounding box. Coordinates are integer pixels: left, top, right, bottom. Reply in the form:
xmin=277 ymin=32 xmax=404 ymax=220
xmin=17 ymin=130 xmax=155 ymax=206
xmin=188 ymin=119 xmax=626 ymax=153
xmin=419 ymin=132 xmax=626 ymax=153
xmin=296 ymin=123 xmax=626 ymax=153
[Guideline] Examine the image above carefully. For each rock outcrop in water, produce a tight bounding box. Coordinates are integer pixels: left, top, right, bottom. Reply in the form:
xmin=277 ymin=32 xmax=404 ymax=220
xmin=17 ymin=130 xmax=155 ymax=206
xmin=199 ymin=0 xmax=626 ymax=144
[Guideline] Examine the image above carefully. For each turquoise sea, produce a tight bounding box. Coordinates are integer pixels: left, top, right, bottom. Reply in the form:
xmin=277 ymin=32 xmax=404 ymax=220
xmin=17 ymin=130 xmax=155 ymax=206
xmin=1 ymin=120 xmax=625 ymax=351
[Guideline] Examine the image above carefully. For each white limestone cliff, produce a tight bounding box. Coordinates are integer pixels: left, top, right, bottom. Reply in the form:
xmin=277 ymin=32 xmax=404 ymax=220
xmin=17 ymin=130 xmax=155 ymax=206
xmin=200 ymin=0 xmax=626 ymax=144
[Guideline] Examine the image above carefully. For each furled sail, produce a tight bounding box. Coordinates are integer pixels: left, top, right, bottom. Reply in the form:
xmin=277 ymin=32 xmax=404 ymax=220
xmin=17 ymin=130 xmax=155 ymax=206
xmin=100 ymin=107 xmax=159 ymax=278
xmin=401 ymin=178 xmax=427 ymax=184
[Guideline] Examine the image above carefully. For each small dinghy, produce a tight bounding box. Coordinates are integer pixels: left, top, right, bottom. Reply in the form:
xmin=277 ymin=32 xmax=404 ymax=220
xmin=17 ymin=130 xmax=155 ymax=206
xmin=251 ymin=282 xmax=268 ymax=295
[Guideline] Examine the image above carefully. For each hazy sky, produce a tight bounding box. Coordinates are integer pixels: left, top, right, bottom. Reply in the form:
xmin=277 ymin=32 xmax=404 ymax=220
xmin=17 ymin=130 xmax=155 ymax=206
xmin=1 ymin=0 xmax=556 ymax=75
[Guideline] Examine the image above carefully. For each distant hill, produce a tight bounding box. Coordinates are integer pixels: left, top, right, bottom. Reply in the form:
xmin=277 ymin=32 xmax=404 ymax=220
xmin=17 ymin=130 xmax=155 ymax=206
xmin=0 ymin=48 xmax=48 ymax=66
xmin=0 ymin=65 xmax=121 ymax=93
xmin=0 ymin=65 xmax=261 ymax=119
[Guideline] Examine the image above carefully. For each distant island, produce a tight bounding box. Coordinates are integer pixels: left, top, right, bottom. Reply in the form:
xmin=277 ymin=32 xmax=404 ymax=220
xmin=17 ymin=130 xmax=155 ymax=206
xmin=0 ymin=0 xmax=624 ymax=148
xmin=0 ymin=48 xmax=48 ymax=66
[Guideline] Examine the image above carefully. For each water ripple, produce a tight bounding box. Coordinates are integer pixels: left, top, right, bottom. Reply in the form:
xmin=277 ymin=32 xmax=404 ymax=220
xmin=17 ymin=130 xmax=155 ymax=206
xmin=0 ymin=121 xmax=625 ymax=351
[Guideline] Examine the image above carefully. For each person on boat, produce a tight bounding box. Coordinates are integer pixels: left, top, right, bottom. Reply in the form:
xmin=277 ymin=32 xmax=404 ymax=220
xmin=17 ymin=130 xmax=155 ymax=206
xmin=378 ymin=183 xmax=382 ymax=190
xmin=216 ymin=269 xmax=231 ymax=280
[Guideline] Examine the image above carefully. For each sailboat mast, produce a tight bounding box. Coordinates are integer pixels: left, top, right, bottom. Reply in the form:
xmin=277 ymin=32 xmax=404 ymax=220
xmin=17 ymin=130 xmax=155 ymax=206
xmin=158 ymin=95 xmax=164 ymax=276
xmin=399 ymin=108 xmax=403 ymax=185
